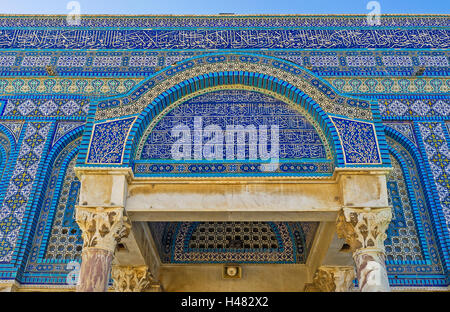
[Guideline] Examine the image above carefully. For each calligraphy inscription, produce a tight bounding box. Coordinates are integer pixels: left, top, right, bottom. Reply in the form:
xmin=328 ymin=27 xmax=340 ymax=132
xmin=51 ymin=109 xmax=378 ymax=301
xmin=1 ymin=29 xmax=449 ymax=49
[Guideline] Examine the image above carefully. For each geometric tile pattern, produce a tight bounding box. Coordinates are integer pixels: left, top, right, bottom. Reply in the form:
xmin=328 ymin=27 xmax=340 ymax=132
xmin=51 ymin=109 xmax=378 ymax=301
xmin=331 ymin=78 xmax=450 ymax=94
xmin=92 ymin=56 xmax=122 ymax=67
xmin=52 ymin=121 xmax=85 ymax=146
xmin=24 ymin=138 xmax=81 ymax=281
xmin=380 ymin=99 xmax=450 ymax=118
xmin=148 ymin=222 xmax=319 ymax=264
xmin=382 ymin=56 xmax=413 ymax=67
xmin=418 ymin=55 xmax=449 ymax=67
xmin=384 ymin=122 xmax=417 ymax=146
xmin=346 ymin=56 xmax=377 ymax=67
xmin=139 ymin=90 xmax=328 ymax=160
xmin=44 ymin=156 xmax=82 ymax=260
xmin=2 ymin=99 xmax=89 ymax=118
xmin=0 ymin=14 xmax=448 ymax=289
xmin=187 ymin=222 xmax=280 ymax=250
xmin=0 ymin=78 xmax=142 ymax=96
xmin=385 ymin=154 xmax=424 ymax=261
xmin=1 ymin=50 xmax=448 ymax=78
xmin=94 ymin=55 xmax=374 ymax=122
xmin=0 ymin=122 xmax=50 ymax=262
xmin=418 ymin=122 xmax=450 ymax=232
xmin=1 ymin=15 xmax=448 ymax=28
xmin=310 ymin=56 xmax=339 ymax=67
xmin=0 ymin=55 xmax=15 ymax=67
xmin=21 ymin=56 xmax=51 ymax=67
xmin=56 ymin=56 xmax=87 ymax=67
xmin=1 ymin=15 xmax=449 ymax=28
xmin=384 ymin=136 xmax=445 ymax=286
xmin=128 ymin=56 xmax=158 ymax=67
xmin=0 ymin=120 xmax=23 ymax=144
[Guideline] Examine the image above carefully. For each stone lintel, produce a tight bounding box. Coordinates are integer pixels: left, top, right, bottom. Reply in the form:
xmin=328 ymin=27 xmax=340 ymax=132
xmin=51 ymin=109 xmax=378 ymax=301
xmin=74 ymin=166 xmax=134 ymax=180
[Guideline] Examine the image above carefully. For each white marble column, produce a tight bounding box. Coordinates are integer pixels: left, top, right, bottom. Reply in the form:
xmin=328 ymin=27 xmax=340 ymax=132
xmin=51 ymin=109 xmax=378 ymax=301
xmin=336 ymin=207 xmax=392 ymax=292
xmin=75 ymin=206 xmax=131 ymax=292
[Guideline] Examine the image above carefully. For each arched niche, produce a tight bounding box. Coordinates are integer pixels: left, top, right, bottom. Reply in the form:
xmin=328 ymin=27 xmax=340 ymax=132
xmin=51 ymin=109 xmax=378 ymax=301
xmin=383 ymin=127 xmax=447 ymax=285
xmin=81 ymin=53 xmax=389 ymax=173
xmin=26 ymin=128 xmax=85 ymax=272
xmin=133 ymin=86 xmax=334 ymax=177
xmin=0 ymin=124 xmax=17 ymax=192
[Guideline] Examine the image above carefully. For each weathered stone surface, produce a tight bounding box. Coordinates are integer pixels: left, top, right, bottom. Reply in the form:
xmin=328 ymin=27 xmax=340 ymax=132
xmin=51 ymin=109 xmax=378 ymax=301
xmin=76 ymin=169 xmax=131 ymax=207
xmin=0 ymin=281 xmax=19 ymax=292
xmin=338 ymin=174 xmax=389 ymax=208
xmin=112 ymin=265 xmax=155 ymax=292
xmin=77 ymin=248 xmax=113 ymax=292
xmin=307 ymin=266 xmax=355 ymax=292
xmin=354 ymin=249 xmax=390 ymax=292
xmin=75 ymin=203 xmax=131 ymax=292
xmin=76 ymin=206 xmax=131 ymax=252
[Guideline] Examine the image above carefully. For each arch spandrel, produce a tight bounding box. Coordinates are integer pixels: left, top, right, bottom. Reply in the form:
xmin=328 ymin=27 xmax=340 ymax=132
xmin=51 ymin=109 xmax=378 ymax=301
xmin=80 ymin=53 xmax=390 ymax=174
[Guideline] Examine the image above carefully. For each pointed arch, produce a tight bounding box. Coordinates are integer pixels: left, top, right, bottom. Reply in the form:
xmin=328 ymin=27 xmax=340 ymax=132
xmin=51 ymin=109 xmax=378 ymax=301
xmin=15 ymin=125 xmax=85 ymax=269
xmin=123 ymin=71 xmax=343 ymax=169
xmin=80 ymin=53 xmax=389 ymax=172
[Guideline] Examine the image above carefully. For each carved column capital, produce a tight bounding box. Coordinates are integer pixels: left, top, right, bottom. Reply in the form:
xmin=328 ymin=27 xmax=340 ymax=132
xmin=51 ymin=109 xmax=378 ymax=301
xmin=306 ymin=266 xmax=355 ymax=292
xmin=336 ymin=207 xmax=392 ymax=252
xmin=75 ymin=206 xmax=131 ymax=252
xmin=336 ymin=207 xmax=392 ymax=292
xmin=0 ymin=281 xmax=19 ymax=292
xmin=112 ymin=265 xmax=155 ymax=292
xmin=332 ymin=267 xmax=356 ymax=292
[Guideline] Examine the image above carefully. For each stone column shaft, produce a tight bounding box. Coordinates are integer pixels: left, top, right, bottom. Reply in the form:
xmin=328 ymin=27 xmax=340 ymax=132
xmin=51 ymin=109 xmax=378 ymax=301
xmin=78 ymin=248 xmax=114 ymax=292
xmin=75 ymin=206 xmax=130 ymax=292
